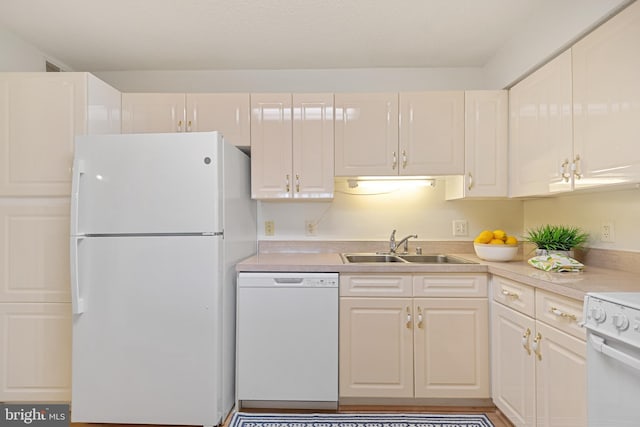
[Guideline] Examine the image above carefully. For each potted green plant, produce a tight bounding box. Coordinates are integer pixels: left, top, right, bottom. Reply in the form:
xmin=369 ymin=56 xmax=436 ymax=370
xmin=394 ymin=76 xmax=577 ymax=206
xmin=524 ymin=224 xmax=589 ymax=257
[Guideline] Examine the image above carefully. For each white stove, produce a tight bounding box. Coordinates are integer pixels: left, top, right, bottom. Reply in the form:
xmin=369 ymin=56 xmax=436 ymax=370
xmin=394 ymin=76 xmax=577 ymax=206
xmin=583 ymin=292 xmax=640 ymax=426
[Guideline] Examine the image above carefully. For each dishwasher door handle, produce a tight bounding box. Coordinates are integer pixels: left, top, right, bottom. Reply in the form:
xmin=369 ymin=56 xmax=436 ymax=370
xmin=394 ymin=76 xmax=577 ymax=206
xmin=274 ymin=278 xmax=305 ymax=284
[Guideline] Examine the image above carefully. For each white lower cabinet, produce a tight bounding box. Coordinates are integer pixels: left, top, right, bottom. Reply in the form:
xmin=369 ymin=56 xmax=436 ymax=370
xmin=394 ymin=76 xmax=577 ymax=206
xmin=0 ymin=303 xmax=71 ymax=402
xmin=491 ymin=276 xmax=586 ymax=427
xmin=339 ymin=273 xmax=489 ymax=400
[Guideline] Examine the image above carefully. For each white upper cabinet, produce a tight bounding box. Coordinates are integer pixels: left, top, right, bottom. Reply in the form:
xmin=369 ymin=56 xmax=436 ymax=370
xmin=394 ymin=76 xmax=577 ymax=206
xmin=446 ymin=90 xmax=508 ymax=199
xmin=122 ymin=93 xmax=186 ymax=133
xmin=335 ymin=92 xmax=464 ymax=177
xmin=334 ymin=93 xmax=398 ymax=176
xmin=572 ymin=0 xmax=640 ymax=190
xmin=509 ymin=50 xmax=573 ymax=197
xmin=0 ymin=72 xmax=121 ymax=196
xmin=185 ymin=93 xmax=250 ymax=148
xmin=122 ymin=92 xmax=251 ymax=148
xmin=399 ymin=91 xmax=464 ymax=176
xmin=251 ymin=93 xmax=334 ymax=200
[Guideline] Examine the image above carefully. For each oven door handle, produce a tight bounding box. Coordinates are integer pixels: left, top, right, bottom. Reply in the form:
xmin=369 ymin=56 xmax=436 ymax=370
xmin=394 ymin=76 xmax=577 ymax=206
xmin=589 ymin=334 xmax=640 ymax=371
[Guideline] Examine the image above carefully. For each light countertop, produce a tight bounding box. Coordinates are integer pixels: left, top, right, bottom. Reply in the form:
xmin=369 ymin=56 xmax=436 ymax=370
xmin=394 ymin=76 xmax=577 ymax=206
xmin=236 ymin=252 xmax=640 ymax=301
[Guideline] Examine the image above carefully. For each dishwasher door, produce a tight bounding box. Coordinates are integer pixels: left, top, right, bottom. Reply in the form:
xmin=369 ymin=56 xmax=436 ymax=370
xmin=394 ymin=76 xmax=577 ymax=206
xmin=236 ymin=272 xmax=339 ymax=406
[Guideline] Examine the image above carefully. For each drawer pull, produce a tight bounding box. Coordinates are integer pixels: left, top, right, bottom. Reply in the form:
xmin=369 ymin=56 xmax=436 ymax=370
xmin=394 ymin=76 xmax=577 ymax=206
xmin=501 ymin=289 xmax=519 ymax=299
xmin=550 ymin=306 xmax=577 ymax=322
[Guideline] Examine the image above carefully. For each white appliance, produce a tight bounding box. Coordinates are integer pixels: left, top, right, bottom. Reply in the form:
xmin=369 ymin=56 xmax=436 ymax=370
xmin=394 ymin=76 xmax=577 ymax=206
xmin=70 ymin=132 xmax=256 ymax=426
xmin=236 ymin=272 xmax=339 ymax=409
xmin=583 ymin=292 xmax=640 ymax=426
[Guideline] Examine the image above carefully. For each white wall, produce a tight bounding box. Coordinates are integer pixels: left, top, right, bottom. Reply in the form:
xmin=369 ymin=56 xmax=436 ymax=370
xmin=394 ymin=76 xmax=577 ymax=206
xmin=93 ymin=68 xmax=487 ymax=93
xmin=0 ymin=26 xmax=70 ymax=72
xmin=523 ymin=187 xmax=640 ymax=252
xmin=258 ymin=178 xmax=524 ymax=241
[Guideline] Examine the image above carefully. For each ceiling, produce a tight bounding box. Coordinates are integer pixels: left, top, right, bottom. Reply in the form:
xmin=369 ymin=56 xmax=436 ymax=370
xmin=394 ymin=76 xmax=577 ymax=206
xmin=0 ymin=0 xmax=629 ymax=72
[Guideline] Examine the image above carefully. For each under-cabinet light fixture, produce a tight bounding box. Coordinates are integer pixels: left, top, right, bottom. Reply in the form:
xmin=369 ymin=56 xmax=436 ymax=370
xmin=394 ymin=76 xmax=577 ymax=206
xmin=346 ymin=177 xmax=436 ymax=190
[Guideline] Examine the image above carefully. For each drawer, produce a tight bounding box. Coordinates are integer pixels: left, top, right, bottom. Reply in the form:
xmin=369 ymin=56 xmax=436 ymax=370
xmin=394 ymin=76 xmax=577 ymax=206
xmin=535 ymin=290 xmax=585 ymax=340
xmin=340 ymin=274 xmax=412 ymax=297
xmin=491 ymin=276 xmax=535 ymax=317
xmin=413 ymin=274 xmax=487 ymax=297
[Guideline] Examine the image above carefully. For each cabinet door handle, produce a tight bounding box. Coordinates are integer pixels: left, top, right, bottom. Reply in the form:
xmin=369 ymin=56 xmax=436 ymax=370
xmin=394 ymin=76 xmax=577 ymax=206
xmin=501 ymin=289 xmax=519 ymax=299
xmin=392 ymin=151 xmax=397 ymax=170
xmin=177 ymin=120 xmax=183 ymax=132
xmin=573 ymin=154 xmax=583 ymax=180
xmin=402 ymin=150 xmax=407 ymax=168
xmin=532 ymin=332 xmax=542 ymax=360
xmin=521 ymin=328 xmax=531 ymax=355
xmin=285 ymin=174 xmax=290 ymax=193
xmin=187 ymin=120 xmax=192 ymax=132
xmin=417 ymin=306 xmax=424 ymax=329
xmin=406 ymin=306 xmax=412 ymax=329
xmin=467 ymin=172 xmax=474 ymax=191
xmin=550 ymin=306 xmax=577 ymax=322
xmin=561 ymin=159 xmax=571 ymax=182
xmin=295 ymin=173 xmax=300 ymax=193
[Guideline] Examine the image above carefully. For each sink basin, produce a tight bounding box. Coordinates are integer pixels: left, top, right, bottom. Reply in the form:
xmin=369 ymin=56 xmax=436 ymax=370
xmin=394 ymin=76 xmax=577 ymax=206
xmin=342 ymin=254 xmax=406 ymax=263
xmin=341 ymin=253 xmax=476 ymax=264
xmin=398 ymin=254 xmax=475 ymax=264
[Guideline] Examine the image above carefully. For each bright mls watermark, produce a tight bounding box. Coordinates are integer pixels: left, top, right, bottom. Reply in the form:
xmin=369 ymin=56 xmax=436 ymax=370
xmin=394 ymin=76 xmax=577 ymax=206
xmin=1 ymin=404 xmax=69 ymax=427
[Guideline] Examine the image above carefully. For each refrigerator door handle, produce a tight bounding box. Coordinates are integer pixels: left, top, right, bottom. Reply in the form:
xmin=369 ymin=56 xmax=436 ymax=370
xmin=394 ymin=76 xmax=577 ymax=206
xmin=70 ymin=158 xmax=85 ymax=236
xmin=70 ymin=236 xmax=85 ymax=314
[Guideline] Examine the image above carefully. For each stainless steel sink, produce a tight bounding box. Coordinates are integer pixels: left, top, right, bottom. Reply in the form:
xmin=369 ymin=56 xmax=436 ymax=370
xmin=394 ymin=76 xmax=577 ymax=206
xmin=341 ymin=253 xmax=476 ymax=264
xmin=398 ymin=254 xmax=475 ymax=264
xmin=342 ymin=254 xmax=406 ymax=263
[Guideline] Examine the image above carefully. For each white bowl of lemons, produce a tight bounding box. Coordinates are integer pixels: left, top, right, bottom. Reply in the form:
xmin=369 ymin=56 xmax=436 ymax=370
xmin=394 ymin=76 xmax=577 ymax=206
xmin=473 ymin=230 xmax=518 ymax=262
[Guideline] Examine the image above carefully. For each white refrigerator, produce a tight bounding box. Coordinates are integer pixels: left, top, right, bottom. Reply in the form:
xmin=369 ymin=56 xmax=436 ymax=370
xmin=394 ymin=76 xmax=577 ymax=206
xmin=69 ymin=132 xmax=256 ymax=426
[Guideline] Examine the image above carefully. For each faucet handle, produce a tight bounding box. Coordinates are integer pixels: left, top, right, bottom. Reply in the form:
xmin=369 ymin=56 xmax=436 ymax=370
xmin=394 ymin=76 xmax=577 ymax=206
xmin=389 ymin=229 xmax=397 ymax=241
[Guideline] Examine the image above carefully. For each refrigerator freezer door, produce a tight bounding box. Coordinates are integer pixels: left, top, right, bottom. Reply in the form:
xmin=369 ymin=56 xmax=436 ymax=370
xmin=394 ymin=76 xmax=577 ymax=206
xmin=73 ymin=132 xmax=222 ymax=235
xmin=71 ymin=235 xmax=224 ymax=425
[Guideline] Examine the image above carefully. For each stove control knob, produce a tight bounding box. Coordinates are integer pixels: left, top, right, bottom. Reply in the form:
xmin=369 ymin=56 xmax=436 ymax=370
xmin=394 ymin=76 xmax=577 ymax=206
xmin=591 ymin=307 xmax=606 ymax=323
xmin=633 ymin=323 xmax=640 ymax=332
xmin=613 ymin=314 xmax=630 ymax=331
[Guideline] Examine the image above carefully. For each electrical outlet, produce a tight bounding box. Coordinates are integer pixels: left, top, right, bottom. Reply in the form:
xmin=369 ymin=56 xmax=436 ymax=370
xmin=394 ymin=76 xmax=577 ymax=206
xmin=601 ymin=222 xmax=615 ymax=242
xmin=264 ymin=220 xmax=275 ymax=236
xmin=452 ymin=220 xmax=468 ymax=237
xmin=305 ymin=220 xmax=317 ymax=236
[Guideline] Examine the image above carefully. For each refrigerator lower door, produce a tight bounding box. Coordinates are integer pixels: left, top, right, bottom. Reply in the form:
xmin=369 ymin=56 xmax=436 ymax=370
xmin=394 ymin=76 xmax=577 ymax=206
xmin=71 ymin=235 xmax=225 ymax=425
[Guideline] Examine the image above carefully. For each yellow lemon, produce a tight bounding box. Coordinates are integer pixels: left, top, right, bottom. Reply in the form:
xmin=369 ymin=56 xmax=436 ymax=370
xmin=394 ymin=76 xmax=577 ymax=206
xmin=493 ymin=229 xmax=507 ymax=241
xmin=505 ymin=236 xmax=518 ymax=245
xmin=474 ymin=230 xmax=494 ymax=244
xmin=489 ymin=238 xmax=505 ymax=245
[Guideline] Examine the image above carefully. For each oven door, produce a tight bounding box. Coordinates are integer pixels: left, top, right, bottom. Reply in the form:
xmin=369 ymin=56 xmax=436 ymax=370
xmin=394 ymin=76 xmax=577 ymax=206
xmin=587 ymin=330 xmax=640 ymax=426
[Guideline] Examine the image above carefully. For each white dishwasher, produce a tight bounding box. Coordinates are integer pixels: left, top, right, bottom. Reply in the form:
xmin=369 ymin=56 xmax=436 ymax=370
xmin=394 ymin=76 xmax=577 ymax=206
xmin=236 ymin=272 xmax=339 ymax=409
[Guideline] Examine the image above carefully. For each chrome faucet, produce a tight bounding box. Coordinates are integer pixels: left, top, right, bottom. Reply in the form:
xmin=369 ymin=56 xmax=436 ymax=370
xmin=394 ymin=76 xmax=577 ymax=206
xmin=389 ymin=229 xmax=418 ymax=254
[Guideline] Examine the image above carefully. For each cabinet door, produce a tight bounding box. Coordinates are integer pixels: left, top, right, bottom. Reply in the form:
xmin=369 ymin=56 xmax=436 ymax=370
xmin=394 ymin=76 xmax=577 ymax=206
xmin=509 ymin=50 xmax=573 ymax=197
xmin=334 ymin=93 xmax=398 ymax=176
xmin=535 ymin=321 xmax=587 ymax=427
xmin=0 ymin=202 xmax=70 ymax=303
xmin=186 ymin=93 xmax=250 ymax=148
xmin=339 ymin=297 xmax=413 ymax=398
xmin=250 ymin=93 xmax=293 ymax=199
xmin=572 ymin=0 xmax=640 ymax=189
xmin=292 ymin=93 xmax=334 ymax=199
xmin=414 ymin=298 xmax=489 ymax=398
xmin=491 ymin=302 xmax=536 ymax=427
xmin=121 ymin=93 xmax=186 ymax=133
xmin=399 ymin=92 xmax=464 ymax=175
xmin=0 ymin=303 xmax=71 ymax=402
xmin=0 ymin=73 xmax=86 ymax=196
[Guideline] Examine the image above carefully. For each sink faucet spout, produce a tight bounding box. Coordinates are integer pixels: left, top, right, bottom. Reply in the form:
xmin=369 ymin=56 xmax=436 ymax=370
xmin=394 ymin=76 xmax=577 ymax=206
xmin=389 ymin=229 xmax=418 ymax=254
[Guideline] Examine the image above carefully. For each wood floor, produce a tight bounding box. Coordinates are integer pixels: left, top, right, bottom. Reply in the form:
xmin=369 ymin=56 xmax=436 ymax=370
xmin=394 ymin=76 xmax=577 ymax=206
xmin=71 ymin=406 xmax=513 ymax=427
